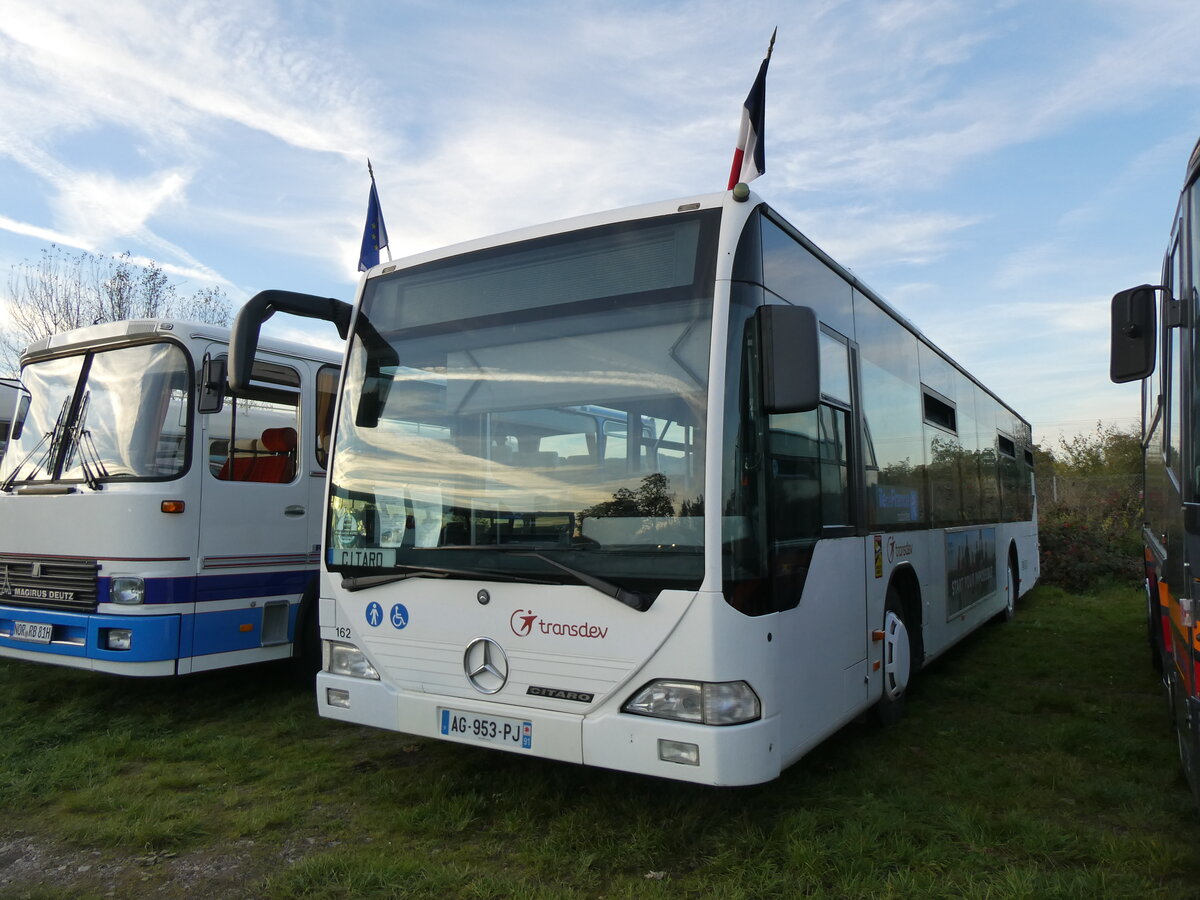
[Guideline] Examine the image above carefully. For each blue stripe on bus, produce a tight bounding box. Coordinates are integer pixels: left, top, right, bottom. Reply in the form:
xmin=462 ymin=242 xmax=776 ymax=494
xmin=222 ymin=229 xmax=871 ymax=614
xmin=95 ymin=569 xmax=314 ymax=605
xmin=0 ymin=569 xmax=314 ymax=665
xmin=190 ymin=603 xmax=299 ymax=656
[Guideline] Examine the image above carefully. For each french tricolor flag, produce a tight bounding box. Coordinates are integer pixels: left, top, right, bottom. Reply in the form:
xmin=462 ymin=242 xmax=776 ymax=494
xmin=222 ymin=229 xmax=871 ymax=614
xmin=727 ymin=29 xmax=776 ymax=190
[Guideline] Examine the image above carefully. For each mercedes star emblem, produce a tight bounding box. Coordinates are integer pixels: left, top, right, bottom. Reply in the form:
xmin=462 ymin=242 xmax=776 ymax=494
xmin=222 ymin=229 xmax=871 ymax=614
xmin=463 ymin=637 xmax=508 ymax=694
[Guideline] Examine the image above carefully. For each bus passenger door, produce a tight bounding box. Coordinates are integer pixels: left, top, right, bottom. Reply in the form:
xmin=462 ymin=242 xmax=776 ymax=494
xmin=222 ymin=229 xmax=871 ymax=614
xmin=190 ymin=351 xmax=310 ymax=669
xmin=769 ymin=329 xmax=869 ymax=750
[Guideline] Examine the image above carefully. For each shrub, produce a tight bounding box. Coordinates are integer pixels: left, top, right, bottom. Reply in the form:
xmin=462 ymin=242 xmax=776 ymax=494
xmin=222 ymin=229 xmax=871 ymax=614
xmin=1033 ymin=424 xmax=1143 ymax=591
xmin=1038 ymin=509 xmax=1141 ymax=590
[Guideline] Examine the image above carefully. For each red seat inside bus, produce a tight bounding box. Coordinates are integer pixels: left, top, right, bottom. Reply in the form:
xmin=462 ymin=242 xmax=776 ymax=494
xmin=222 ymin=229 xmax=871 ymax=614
xmin=217 ymin=426 xmax=297 ymax=483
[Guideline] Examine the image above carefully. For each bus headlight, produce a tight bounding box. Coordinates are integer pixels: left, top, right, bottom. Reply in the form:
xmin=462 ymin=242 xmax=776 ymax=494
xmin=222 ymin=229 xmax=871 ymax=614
xmin=109 ymin=576 xmax=145 ymax=605
xmin=323 ymin=640 xmax=380 ymax=680
xmin=623 ymin=679 xmax=761 ymax=725
xmin=105 ymin=629 xmax=133 ymax=650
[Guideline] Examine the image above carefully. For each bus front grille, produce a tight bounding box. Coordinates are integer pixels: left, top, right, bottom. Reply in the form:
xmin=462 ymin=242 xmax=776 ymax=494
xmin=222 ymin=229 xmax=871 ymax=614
xmin=0 ymin=555 xmax=100 ymax=613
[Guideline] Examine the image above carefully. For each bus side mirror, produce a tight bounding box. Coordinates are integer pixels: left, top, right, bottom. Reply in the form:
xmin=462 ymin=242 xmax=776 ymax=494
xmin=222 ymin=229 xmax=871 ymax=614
xmin=355 ymin=372 xmax=390 ymax=429
xmin=229 ymin=289 xmax=353 ymax=394
xmin=11 ymin=395 xmax=29 ymax=441
xmin=197 ymin=354 xmax=226 ymax=414
xmin=1110 ymin=285 xmax=1158 ymax=384
xmin=758 ymin=304 xmax=820 ymax=414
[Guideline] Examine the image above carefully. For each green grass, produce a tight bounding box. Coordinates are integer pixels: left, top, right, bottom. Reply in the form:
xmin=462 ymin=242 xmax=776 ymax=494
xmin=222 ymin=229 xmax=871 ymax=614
xmin=1 ymin=584 xmax=1198 ymax=898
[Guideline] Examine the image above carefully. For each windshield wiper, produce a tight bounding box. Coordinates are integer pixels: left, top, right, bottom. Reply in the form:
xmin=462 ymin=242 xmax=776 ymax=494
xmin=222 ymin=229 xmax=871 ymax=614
xmin=432 ymin=545 xmax=654 ymax=612
xmin=341 ymin=564 xmax=557 ymax=592
xmin=66 ymin=392 xmax=106 ymax=491
xmin=1 ymin=397 xmax=69 ymax=492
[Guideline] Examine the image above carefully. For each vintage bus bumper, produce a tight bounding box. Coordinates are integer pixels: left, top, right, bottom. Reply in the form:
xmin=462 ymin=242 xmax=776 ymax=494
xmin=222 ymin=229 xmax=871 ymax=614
xmin=0 ymin=602 xmax=297 ymax=676
xmin=317 ymin=670 xmax=782 ymax=786
xmin=0 ymin=604 xmax=183 ymax=675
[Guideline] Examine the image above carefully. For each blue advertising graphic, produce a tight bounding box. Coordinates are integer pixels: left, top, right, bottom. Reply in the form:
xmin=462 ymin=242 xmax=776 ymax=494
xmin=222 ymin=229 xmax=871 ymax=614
xmin=945 ymin=527 xmax=997 ymax=616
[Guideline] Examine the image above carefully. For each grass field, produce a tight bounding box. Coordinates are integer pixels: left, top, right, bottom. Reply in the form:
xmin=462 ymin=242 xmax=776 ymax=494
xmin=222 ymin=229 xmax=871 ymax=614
xmin=0 ymin=583 xmax=1197 ymax=899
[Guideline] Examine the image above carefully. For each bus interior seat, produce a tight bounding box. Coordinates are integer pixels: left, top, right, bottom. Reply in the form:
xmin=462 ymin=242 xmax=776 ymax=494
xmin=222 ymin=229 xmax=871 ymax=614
xmin=217 ymin=426 xmax=297 ymax=483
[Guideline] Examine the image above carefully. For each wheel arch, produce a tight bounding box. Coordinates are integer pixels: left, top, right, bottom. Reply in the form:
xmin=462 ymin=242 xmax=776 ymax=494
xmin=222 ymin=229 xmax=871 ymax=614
xmin=888 ymin=564 xmax=924 ymax=669
xmin=1007 ymin=540 xmax=1021 ymax=599
xmin=290 ymin=575 xmax=322 ymax=685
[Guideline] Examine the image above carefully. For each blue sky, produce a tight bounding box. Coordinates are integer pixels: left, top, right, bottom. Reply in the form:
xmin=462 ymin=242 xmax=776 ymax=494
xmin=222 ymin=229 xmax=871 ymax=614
xmin=1 ymin=0 xmax=1198 ymax=446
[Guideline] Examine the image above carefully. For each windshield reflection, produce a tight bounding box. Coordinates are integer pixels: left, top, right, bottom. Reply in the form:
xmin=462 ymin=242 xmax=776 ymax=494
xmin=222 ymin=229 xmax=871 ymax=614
xmin=0 ymin=342 xmax=190 ymax=485
xmin=329 ymin=210 xmax=720 ymax=593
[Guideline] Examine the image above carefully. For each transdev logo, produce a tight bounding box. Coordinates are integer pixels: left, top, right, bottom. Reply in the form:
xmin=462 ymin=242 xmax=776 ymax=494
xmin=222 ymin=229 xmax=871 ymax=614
xmin=510 ymin=609 xmax=537 ymax=636
xmin=509 ymin=608 xmax=608 ymax=640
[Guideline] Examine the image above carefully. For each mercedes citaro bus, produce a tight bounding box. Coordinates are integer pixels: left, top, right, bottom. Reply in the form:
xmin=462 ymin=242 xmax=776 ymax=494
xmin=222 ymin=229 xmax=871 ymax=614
xmin=232 ymin=187 xmax=1038 ymax=785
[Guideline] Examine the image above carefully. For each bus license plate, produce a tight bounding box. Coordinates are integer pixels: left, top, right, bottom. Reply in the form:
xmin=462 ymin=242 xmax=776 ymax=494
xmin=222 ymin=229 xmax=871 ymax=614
xmin=439 ymin=708 xmax=532 ymax=749
xmin=12 ymin=621 xmax=52 ymax=643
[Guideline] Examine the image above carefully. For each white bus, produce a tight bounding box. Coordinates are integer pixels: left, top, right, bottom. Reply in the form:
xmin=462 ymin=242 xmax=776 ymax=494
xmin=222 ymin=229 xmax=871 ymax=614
xmin=0 ymin=377 xmax=31 ymax=464
xmin=0 ymin=312 xmax=340 ymax=677
xmin=232 ymin=189 xmax=1039 ymax=785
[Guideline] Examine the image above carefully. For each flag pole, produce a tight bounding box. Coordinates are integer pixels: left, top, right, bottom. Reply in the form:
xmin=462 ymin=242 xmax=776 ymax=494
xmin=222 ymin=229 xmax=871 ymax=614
xmin=367 ymin=159 xmax=392 ymax=262
xmin=726 ymin=28 xmax=777 ymax=191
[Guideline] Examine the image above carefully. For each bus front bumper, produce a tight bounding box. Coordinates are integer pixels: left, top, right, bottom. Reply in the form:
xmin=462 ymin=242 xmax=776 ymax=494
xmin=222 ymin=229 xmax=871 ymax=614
xmin=0 ymin=605 xmax=181 ymax=676
xmin=317 ymin=671 xmax=782 ymax=786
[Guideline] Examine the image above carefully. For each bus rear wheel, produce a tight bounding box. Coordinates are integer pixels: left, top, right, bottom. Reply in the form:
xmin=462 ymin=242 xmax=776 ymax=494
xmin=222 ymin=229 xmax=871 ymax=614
xmin=871 ymin=585 xmax=912 ymax=726
xmin=1168 ymin=665 xmax=1200 ymax=807
xmin=995 ymin=552 xmax=1018 ymax=623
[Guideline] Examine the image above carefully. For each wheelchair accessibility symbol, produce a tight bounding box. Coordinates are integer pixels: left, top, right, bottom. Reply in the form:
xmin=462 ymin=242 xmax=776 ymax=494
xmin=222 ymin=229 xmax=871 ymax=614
xmin=365 ymin=601 xmax=383 ymax=628
xmin=390 ymin=603 xmax=409 ymax=629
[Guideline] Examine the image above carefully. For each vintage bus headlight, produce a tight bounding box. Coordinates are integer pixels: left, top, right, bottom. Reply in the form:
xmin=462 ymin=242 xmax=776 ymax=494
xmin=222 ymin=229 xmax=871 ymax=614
xmin=105 ymin=629 xmax=133 ymax=650
xmin=623 ymin=679 xmax=761 ymax=725
xmin=323 ymin=640 xmax=380 ymax=680
xmin=109 ymin=576 xmax=145 ymax=605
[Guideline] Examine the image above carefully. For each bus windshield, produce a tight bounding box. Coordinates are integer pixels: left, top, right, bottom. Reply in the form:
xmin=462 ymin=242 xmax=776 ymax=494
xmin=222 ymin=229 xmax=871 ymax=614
xmin=0 ymin=341 xmax=191 ymax=486
xmin=329 ymin=209 xmax=720 ymax=594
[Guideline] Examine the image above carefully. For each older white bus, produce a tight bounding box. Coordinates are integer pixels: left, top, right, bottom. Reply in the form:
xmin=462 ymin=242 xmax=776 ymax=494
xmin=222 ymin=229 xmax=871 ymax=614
xmin=0 ymin=314 xmax=339 ymax=676
xmin=233 ymin=189 xmax=1038 ymax=784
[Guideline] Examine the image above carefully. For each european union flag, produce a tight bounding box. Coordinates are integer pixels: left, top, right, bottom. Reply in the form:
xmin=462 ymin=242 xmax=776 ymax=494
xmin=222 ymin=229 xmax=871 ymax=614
xmin=358 ymin=166 xmax=389 ymax=272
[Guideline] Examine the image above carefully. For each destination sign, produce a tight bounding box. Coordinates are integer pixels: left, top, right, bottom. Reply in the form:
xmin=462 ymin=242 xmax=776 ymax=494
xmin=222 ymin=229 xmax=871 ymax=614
xmin=329 ymin=548 xmax=397 ymax=568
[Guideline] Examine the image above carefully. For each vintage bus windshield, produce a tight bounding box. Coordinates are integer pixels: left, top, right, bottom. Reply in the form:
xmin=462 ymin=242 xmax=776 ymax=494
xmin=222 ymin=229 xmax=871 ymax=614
xmin=328 ymin=210 xmax=720 ymax=593
xmin=0 ymin=341 xmax=191 ymax=485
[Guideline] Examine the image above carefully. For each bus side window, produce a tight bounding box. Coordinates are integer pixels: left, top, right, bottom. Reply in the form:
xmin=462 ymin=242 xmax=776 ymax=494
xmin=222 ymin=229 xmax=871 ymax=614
xmin=766 ymin=403 xmax=852 ymax=540
xmin=765 ymin=330 xmax=854 ymax=540
xmin=209 ymin=361 xmax=301 ymax=484
xmin=315 ymin=365 xmax=340 ymax=470
xmin=1167 ymin=233 xmax=1183 ymax=481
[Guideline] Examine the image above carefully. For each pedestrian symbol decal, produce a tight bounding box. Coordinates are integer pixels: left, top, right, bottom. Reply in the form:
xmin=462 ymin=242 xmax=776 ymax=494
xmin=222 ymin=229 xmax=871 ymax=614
xmin=366 ymin=601 xmax=383 ymax=627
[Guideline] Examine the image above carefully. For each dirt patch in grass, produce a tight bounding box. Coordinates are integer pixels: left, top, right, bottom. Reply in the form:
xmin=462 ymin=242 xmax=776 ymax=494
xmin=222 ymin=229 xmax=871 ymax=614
xmin=0 ymin=833 xmax=341 ymax=898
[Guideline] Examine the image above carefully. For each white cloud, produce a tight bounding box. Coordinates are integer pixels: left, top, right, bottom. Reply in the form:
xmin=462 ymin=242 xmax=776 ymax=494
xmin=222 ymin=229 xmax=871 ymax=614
xmin=0 ymin=0 xmax=1196 ymax=439
xmin=53 ymin=170 xmax=190 ymax=247
xmin=0 ymin=215 xmax=92 ymax=250
xmin=803 ymin=207 xmax=983 ymax=269
xmin=0 ymin=3 xmax=381 ymax=158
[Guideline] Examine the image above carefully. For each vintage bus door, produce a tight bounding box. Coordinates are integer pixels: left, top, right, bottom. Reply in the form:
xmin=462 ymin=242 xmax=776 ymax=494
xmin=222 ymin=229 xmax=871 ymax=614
xmin=190 ymin=349 xmax=312 ymax=669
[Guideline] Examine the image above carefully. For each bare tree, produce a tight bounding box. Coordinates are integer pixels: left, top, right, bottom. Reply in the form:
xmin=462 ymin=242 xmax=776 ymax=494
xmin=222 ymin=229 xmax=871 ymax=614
xmin=1 ymin=246 xmax=231 ymax=374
